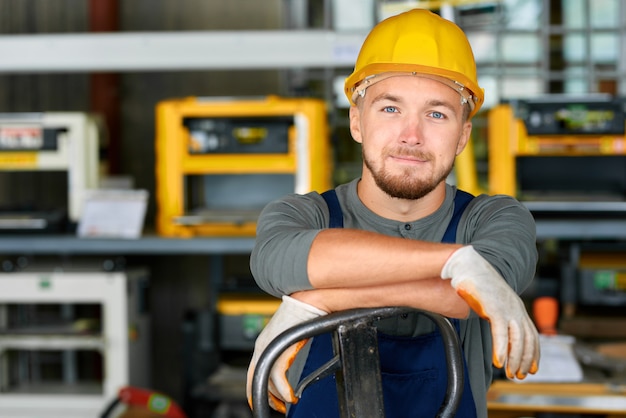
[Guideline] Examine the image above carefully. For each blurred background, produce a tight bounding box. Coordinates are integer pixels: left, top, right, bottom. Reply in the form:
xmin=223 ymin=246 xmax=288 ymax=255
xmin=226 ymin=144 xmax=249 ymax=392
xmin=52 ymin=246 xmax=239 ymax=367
xmin=0 ymin=1 xmax=626 ymax=417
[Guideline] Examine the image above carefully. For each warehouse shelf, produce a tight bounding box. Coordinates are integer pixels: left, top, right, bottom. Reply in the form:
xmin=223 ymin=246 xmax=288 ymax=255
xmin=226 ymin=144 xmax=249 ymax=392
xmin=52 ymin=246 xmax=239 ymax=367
xmin=1 ymin=218 xmax=626 ymax=257
xmin=525 ymin=202 xmax=626 ymax=240
xmin=0 ymin=335 xmax=104 ymax=351
xmin=0 ymin=235 xmax=255 ymax=255
xmin=0 ymin=30 xmax=366 ymax=73
xmin=533 ymin=219 xmax=626 ymax=240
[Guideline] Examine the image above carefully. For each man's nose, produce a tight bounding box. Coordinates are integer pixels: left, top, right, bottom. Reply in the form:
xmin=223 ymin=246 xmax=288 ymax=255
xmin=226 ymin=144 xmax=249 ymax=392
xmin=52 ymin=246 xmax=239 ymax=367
xmin=400 ymin=118 xmax=423 ymax=145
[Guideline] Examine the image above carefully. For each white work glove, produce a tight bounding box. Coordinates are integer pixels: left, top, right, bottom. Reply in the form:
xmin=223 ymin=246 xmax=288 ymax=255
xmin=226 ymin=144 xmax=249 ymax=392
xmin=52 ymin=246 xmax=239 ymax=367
xmin=441 ymin=246 xmax=540 ymax=380
xmin=246 ymin=295 xmax=327 ymax=413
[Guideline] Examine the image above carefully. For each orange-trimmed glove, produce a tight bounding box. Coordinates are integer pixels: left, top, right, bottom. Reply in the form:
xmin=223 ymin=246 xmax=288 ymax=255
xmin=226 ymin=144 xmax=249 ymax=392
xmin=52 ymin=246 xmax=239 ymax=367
xmin=441 ymin=245 xmax=540 ymax=380
xmin=246 ymin=295 xmax=327 ymax=413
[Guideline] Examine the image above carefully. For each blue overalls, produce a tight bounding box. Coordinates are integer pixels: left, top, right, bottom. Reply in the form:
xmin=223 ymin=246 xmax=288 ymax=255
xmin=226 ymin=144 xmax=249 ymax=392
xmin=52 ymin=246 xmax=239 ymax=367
xmin=287 ymin=189 xmax=477 ymax=418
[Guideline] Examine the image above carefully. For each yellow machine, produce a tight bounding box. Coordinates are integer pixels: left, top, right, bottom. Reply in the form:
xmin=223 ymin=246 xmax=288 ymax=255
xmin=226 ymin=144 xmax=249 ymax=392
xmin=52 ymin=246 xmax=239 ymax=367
xmin=453 ymin=135 xmax=483 ymax=196
xmin=216 ymin=293 xmax=281 ymax=350
xmin=155 ymin=96 xmax=332 ymax=237
xmin=488 ymin=97 xmax=626 ymax=200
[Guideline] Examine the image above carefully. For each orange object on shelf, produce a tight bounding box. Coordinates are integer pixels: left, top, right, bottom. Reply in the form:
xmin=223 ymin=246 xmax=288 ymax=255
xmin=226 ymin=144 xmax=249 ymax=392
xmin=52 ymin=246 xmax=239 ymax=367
xmin=533 ymin=296 xmax=559 ymax=335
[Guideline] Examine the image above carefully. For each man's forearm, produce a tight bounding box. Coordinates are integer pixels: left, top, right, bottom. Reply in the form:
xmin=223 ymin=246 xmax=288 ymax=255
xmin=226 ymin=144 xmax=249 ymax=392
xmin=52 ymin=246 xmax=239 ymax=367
xmin=291 ymin=277 xmax=470 ymax=319
xmin=307 ymin=228 xmax=462 ymax=289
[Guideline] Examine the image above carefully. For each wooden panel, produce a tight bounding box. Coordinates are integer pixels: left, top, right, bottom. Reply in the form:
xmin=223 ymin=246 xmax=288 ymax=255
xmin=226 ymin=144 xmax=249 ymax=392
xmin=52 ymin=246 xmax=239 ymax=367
xmin=488 ymin=381 xmax=626 ymax=416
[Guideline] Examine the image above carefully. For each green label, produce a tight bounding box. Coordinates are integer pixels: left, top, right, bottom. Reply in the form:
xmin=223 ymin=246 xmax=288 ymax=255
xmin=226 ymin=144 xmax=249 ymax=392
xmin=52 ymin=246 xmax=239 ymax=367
xmin=594 ymin=270 xmax=615 ymax=290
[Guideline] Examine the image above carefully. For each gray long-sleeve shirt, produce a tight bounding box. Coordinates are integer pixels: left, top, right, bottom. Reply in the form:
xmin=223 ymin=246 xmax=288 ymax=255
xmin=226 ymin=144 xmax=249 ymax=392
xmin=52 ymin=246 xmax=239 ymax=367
xmin=250 ymin=179 xmax=538 ymax=418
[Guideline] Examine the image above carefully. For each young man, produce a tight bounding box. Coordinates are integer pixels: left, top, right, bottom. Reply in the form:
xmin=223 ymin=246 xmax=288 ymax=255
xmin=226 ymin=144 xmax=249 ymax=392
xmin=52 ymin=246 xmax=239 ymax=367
xmin=247 ymin=8 xmax=540 ymax=418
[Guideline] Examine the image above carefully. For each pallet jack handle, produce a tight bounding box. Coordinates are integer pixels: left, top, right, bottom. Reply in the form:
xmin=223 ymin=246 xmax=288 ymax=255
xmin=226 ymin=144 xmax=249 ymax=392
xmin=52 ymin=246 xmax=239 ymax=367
xmin=251 ymin=306 xmax=464 ymax=418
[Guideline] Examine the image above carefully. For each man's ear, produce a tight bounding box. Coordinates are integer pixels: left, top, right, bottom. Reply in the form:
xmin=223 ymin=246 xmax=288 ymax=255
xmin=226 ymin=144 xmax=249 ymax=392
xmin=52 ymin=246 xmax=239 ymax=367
xmin=349 ymin=105 xmax=363 ymax=144
xmin=456 ymin=121 xmax=472 ymax=155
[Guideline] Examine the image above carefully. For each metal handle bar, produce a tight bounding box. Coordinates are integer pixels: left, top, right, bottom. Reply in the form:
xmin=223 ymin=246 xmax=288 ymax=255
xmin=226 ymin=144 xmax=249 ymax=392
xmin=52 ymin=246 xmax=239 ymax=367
xmin=251 ymin=306 xmax=464 ymax=418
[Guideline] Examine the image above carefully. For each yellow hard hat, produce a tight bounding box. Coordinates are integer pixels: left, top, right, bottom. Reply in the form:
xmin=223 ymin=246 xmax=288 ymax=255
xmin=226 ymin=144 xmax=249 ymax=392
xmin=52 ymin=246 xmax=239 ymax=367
xmin=344 ymin=9 xmax=484 ymax=117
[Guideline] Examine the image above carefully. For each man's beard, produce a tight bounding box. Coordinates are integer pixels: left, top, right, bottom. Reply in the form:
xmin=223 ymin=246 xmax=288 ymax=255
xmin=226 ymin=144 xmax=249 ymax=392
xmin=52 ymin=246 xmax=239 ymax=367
xmin=363 ymin=149 xmax=453 ymax=200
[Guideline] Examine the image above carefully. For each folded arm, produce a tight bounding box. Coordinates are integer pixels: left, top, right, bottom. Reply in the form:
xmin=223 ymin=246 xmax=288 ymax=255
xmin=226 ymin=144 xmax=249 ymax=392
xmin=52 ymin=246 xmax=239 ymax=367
xmin=292 ymin=276 xmax=470 ymax=319
xmin=307 ymin=228 xmax=462 ymax=289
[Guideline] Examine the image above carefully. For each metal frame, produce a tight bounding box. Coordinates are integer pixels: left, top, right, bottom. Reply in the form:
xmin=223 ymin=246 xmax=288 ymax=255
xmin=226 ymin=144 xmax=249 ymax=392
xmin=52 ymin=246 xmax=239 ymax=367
xmin=251 ymin=307 xmax=464 ymax=418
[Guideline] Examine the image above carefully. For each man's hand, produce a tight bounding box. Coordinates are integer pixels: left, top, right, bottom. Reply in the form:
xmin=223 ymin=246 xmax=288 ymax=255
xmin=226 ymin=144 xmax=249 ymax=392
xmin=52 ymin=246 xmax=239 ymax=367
xmin=246 ymin=295 xmax=327 ymax=413
xmin=441 ymin=245 xmax=540 ymax=379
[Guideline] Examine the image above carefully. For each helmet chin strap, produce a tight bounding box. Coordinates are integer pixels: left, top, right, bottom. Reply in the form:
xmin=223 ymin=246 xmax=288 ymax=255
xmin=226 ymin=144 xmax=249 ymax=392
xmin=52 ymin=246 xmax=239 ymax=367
xmin=351 ymin=72 xmax=476 ymax=113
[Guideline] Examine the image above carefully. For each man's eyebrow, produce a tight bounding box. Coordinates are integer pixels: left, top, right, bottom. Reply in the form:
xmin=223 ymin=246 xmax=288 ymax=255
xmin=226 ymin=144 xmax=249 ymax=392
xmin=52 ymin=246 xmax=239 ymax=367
xmin=425 ymin=99 xmax=460 ymax=116
xmin=427 ymin=99 xmax=457 ymax=112
xmin=371 ymin=93 xmax=402 ymax=104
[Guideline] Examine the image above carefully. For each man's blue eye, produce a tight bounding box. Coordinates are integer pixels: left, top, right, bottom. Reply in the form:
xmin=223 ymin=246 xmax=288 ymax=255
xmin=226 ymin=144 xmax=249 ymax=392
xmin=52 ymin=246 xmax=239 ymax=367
xmin=431 ymin=111 xmax=444 ymax=119
xmin=383 ymin=106 xmax=397 ymax=113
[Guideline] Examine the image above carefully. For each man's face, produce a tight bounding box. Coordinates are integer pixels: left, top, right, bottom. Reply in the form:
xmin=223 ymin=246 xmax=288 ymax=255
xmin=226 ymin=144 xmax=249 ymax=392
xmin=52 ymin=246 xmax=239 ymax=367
xmin=349 ymin=75 xmax=472 ymax=200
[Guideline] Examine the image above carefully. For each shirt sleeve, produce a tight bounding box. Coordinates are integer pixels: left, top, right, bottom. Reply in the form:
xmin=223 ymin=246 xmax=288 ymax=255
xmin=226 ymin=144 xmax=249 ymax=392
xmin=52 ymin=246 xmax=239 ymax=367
xmin=460 ymin=194 xmax=538 ymax=294
xmin=250 ymin=192 xmax=328 ymax=297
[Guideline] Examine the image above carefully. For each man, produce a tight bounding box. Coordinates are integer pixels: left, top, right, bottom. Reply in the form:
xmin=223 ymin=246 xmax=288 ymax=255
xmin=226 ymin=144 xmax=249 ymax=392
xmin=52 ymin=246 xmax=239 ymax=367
xmin=247 ymin=8 xmax=540 ymax=418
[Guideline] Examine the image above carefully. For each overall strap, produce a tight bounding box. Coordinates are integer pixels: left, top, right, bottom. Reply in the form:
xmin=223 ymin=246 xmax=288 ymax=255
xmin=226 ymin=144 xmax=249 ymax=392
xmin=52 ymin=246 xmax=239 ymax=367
xmin=441 ymin=189 xmax=475 ymax=244
xmin=321 ymin=189 xmax=344 ymax=228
